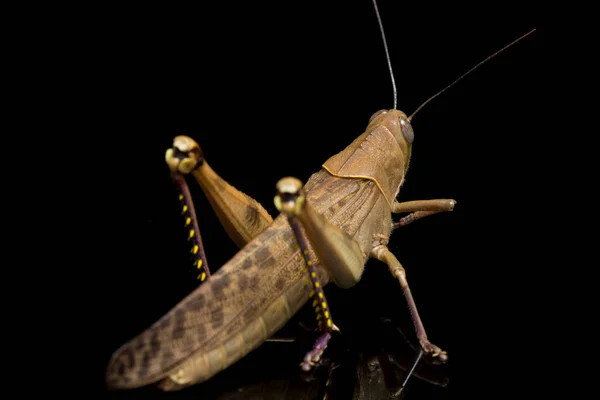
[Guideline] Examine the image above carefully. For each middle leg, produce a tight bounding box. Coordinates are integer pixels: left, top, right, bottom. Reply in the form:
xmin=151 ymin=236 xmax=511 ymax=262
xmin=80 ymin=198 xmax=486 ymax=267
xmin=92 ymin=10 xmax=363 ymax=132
xmin=370 ymin=235 xmax=448 ymax=364
xmin=392 ymin=199 xmax=456 ymax=229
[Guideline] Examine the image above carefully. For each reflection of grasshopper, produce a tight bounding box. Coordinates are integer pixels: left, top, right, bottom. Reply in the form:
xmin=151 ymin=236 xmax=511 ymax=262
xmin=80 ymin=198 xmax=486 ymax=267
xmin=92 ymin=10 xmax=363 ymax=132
xmin=181 ymin=316 xmax=449 ymax=399
xmin=327 ymin=317 xmax=450 ymax=399
xmin=105 ymin=1 xmax=535 ymax=392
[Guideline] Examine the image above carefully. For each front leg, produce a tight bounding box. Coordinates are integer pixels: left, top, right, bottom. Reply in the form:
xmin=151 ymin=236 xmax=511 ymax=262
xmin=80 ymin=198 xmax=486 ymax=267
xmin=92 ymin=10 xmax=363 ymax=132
xmin=392 ymin=199 xmax=456 ymax=228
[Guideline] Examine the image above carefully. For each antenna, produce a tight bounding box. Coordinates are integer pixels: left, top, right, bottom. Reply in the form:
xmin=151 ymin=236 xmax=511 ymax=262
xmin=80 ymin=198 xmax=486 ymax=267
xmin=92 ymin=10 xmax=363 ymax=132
xmin=409 ymin=29 xmax=537 ymax=121
xmin=372 ymin=0 xmax=397 ymax=110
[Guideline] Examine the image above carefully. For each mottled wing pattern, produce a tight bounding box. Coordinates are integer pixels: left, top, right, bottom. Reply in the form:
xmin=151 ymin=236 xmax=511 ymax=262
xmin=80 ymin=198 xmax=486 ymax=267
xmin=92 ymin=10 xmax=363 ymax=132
xmin=106 ymin=217 xmax=304 ymax=388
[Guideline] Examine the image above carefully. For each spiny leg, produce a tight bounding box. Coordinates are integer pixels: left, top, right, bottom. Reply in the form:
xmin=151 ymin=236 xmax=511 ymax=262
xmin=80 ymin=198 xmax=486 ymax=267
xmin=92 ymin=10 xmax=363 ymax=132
xmin=297 ymin=244 xmax=336 ymax=373
xmin=171 ymin=173 xmax=211 ymax=282
xmin=166 ymin=136 xmax=273 ymax=250
xmin=370 ymin=240 xmax=448 ymax=364
xmin=165 ymin=139 xmax=213 ymax=282
xmin=392 ymin=199 xmax=456 ymax=229
xmin=274 ymin=177 xmax=351 ymax=372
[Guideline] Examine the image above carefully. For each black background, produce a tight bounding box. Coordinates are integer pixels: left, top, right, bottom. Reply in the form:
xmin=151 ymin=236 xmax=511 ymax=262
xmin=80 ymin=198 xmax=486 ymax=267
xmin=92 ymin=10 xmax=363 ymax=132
xmin=65 ymin=1 xmax=543 ymax=398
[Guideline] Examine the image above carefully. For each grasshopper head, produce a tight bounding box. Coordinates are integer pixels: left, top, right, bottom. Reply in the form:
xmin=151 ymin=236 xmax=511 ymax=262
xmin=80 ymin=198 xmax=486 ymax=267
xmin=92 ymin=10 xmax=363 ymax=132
xmin=367 ymin=109 xmax=414 ymax=172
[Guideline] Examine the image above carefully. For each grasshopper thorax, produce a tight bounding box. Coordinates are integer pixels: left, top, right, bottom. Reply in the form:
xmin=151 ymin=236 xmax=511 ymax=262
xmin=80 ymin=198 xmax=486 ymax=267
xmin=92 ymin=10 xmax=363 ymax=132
xmin=321 ymin=109 xmax=414 ymax=210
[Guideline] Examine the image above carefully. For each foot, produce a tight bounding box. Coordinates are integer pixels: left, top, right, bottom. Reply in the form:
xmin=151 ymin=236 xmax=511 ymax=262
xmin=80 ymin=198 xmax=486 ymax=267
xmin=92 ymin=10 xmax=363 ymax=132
xmin=419 ymin=339 xmax=448 ymax=364
xmin=300 ymin=332 xmax=332 ymax=371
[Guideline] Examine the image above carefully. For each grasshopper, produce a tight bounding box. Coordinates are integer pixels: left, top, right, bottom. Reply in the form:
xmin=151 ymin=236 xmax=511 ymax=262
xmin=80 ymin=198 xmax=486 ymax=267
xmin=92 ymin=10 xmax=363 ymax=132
xmin=105 ymin=1 xmax=536 ymax=394
xmin=107 ymin=106 xmax=456 ymax=390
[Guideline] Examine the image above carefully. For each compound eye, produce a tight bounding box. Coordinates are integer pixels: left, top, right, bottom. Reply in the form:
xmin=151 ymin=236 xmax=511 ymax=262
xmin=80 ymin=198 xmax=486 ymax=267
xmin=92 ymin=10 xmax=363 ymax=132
xmin=369 ymin=109 xmax=388 ymax=123
xmin=399 ymin=116 xmax=414 ymax=144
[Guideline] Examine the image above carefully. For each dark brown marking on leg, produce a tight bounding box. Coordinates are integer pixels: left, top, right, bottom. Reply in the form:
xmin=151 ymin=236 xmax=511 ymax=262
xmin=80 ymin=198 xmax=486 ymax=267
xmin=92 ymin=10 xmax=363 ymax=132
xmin=211 ymin=307 xmax=225 ymax=330
xmin=245 ymin=204 xmax=260 ymax=227
xmin=212 ymin=275 xmax=232 ymax=298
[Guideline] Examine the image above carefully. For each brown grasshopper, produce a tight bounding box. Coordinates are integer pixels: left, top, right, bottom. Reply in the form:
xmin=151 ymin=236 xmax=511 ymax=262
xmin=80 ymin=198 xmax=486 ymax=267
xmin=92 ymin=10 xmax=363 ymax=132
xmin=105 ymin=1 xmax=536 ymax=393
xmin=108 ymin=108 xmax=456 ymax=390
